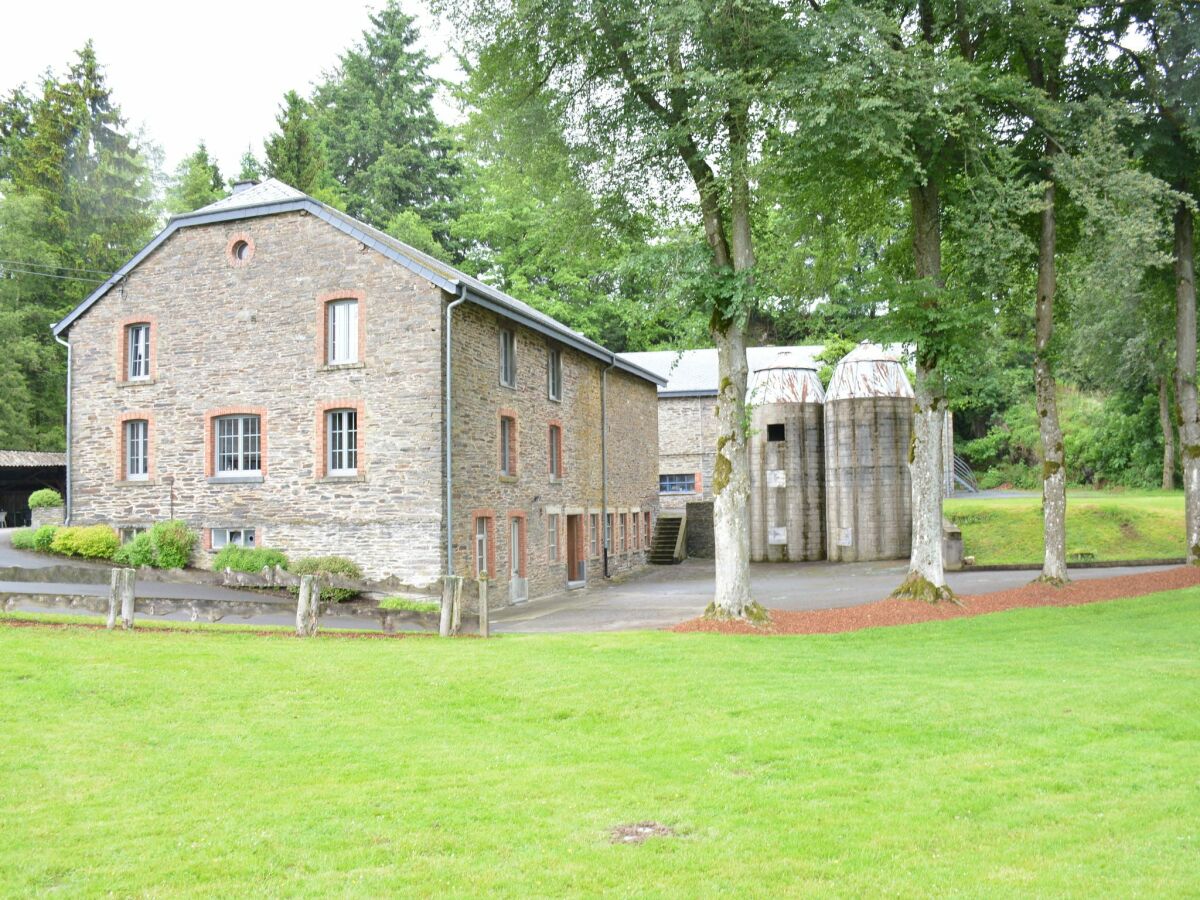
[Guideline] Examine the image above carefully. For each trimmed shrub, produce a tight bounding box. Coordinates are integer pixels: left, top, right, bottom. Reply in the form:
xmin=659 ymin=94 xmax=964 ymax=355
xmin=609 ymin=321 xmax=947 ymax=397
xmin=10 ymin=528 xmax=36 ymax=550
xmin=289 ymin=555 xmax=363 ymax=602
xmin=379 ymin=596 xmax=439 ymax=613
xmin=27 ymin=488 xmax=64 ymax=509
xmin=113 ymin=531 xmax=156 ymax=568
xmin=212 ymin=545 xmax=288 ymax=574
xmin=49 ymin=525 xmax=119 ymax=560
xmin=149 ymin=520 xmax=197 ymax=569
xmin=32 ymin=525 xmax=58 ymax=552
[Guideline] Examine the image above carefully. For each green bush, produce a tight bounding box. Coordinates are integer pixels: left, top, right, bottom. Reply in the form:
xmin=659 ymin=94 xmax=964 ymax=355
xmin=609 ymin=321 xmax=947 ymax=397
xmin=49 ymin=525 xmax=119 ymax=560
xmin=32 ymin=525 xmax=58 ymax=552
xmin=212 ymin=545 xmax=288 ymax=574
xmin=113 ymin=531 xmax=156 ymax=568
xmin=27 ymin=488 xmax=64 ymax=509
xmin=148 ymin=520 xmax=197 ymax=569
xmin=378 ymin=596 xmax=439 ymax=613
xmin=10 ymin=528 xmax=36 ymax=550
xmin=289 ymin=555 xmax=363 ymax=602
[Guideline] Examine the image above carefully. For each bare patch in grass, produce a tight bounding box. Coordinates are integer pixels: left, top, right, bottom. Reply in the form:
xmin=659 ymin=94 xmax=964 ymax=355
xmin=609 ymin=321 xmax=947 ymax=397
xmin=609 ymin=821 xmax=676 ymax=844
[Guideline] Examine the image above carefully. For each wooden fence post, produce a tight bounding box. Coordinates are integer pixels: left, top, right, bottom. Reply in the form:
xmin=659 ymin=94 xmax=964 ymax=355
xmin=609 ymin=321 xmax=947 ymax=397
xmin=450 ymin=577 xmax=464 ymax=636
xmin=296 ymin=575 xmax=319 ymax=637
xmin=108 ymin=568 xmax=136 ymax=630
xmin=439 ymin=576 xmax=457 ymax=637
xmin=478 ymin=576 xmax=489 ymax=639
xmin=107 ymin=569 xmax=120 ymax=630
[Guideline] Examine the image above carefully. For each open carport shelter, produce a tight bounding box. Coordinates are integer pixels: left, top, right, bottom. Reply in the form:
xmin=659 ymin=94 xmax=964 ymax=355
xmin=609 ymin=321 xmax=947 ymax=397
xmin=0 ymin=451 xmax=66 ymax=528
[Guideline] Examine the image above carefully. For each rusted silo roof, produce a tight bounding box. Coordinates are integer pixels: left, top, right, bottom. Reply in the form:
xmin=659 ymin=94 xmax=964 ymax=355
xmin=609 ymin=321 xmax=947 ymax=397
xmin=750 ymin=350 xmax=826 ymax=404
xmin=826 ymin=342 xmax=915 ymax=401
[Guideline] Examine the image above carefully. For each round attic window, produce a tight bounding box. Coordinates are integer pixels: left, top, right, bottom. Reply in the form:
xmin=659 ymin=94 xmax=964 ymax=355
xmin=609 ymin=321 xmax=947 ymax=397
xmin=225 ymin=233 xmax=255 ymax=267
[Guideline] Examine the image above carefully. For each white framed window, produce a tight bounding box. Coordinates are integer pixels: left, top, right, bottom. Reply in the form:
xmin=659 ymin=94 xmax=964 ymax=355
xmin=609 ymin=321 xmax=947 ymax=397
xmin=475 ymin=516 xmax=489 ymax=576
xmin=499 ymin=329 xmax=516 ymax=387
xmin=547 ymin=347 xmax=562 ymax=401
xmin=127 ymin=324 xmax=150 ymax=380
xmin=326 ymin=409 xmax=358 ymax=475
xmin=212 ymin=527 xmax=256 ymax=549
xmin=547 ymin=513 xmax=559 ymax=562
xmin=620 ymin=513 xmax=628 ymax=552
xmin=590 ymin=514 xmax=600 ymax=558
xmin=510 ymin=518 xmax=522 ymax=578
xmin=548 ymin=425 xmax=562 ymax=479
xmin=215 ymin=415 xmax=261 ymax=475
xmin=605 ymin=513 xmax=613 ymax=552
xmin=327 ymin=299 xmax=359 ymax=365
xmin=500 ymin=416 xmax=516 ymax=476
xmin=125 ymin=419 xmax=149 ymax=480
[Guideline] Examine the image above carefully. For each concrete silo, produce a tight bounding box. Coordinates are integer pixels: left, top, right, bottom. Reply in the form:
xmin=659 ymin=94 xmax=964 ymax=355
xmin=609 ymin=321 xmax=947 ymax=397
xmin=824 ymin=343 xmax=914 ymax=561
xmin=749 ymin=352 xmax=826 ymax=562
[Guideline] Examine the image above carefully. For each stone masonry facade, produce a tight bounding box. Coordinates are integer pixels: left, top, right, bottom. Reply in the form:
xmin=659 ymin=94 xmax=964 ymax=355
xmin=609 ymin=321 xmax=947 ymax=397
xmin=65 ymin=205 xmax=660 ymax=606
xmin=656 ymin=395 xmax=720 ymax=511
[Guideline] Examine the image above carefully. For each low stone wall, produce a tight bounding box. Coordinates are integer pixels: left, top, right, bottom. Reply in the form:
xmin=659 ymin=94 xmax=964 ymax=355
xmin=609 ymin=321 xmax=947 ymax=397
xmin=685 ymin=501 xmax=715 ymax=559
xmin=30 ymin=506 xmax=64 ymax=529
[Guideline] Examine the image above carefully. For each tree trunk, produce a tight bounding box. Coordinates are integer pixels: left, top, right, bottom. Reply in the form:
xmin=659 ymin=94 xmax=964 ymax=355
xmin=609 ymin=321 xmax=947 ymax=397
xmin=1159 ymin=374 xmax=1176 ymax=491
xmin=1174 ymin=198 xmax=1200 ymax=561
xmin=1035 ymin=177 xmax=1068 ymax=583
xmin=708 ymin=96 xmax=758 ymax=620
xmin=895 ymin=176 xmax=951 ymax=601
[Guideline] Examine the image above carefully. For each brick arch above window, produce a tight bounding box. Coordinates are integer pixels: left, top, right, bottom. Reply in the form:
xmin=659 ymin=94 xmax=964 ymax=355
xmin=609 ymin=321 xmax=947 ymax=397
xmin=226 ymin=232 xmax=256 ymax=267
xmin=117 ymin=316 xmax=157 ymax=382
xmin=316 ymin=289 xmax=367 ymax=367
xmin=204 ymin=406 xmax=268 ymax=478
xmin=315 ymin=399 xmax=366 ymax=478
xmin=114 ymin=411 xmax=156 ymax=482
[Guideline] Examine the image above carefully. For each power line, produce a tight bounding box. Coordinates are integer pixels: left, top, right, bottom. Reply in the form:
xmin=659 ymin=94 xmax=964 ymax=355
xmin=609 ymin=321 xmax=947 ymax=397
xmin=0 ymin=266 xmax=106 ymax=284
xmin=0 ymin=258 xmax=115 ymax=276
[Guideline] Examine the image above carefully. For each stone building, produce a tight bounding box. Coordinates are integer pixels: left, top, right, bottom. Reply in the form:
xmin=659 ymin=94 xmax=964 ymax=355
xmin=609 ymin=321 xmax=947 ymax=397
xmin=52 ymin=179 xmax=662 ymax=607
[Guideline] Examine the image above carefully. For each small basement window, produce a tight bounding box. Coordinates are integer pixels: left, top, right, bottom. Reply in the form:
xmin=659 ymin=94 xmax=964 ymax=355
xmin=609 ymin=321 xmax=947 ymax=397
xmin=767 ymin=423 xmax=786 ymax=442
xmin=212 ymin=527 xmax=256 ymax=549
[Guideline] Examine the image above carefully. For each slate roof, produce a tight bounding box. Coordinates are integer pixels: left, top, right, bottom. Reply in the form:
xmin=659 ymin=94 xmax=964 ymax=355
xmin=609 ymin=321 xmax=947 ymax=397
xmin=619 ymin=346 xmax=826 ymax=396
xmin=0 ymin=451 xmax=66 ymax=468
xmin=52 ymin=179 xmax=665 ymax=386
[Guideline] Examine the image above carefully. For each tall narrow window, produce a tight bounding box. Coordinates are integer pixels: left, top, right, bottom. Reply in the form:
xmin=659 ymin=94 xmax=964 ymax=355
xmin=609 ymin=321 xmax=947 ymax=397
xmin=510 ymin=518 xmax=523 ymax=578
xmin=590 ymin=514 xmax=600 ymax=558
xmin=548 ymin=424 xmax=562 ymax=479
xmin=547 ymin=513 xmax=559 ymax=562
xmin=547 ymin=347 xmax=562 ymax=401
xmin=125 ymin=419 xmax=148 ymax=480
xmin=620 ymin=513 xmax=628 ymax=553
xmin=499 ymin=329 xmax=516 ymax=387
xmin=327 ymin=299 xmax=359 ymax=364
xmin=500 ymin=415 xmax=516 ymax=476
xmin=605 ymin=513 xmax=613 ymax=553
xmin=215 ymin=415 xmax=261 ymax=475
xmin=327 ymin=409 xmax=358 ymax=475
xmin=127 ymin=324 xmax=150 ymax=380
xmin=644 ymin=511 xmax=652 ymax=547
xmin=475 ymin=517 xmax=489 ymax=576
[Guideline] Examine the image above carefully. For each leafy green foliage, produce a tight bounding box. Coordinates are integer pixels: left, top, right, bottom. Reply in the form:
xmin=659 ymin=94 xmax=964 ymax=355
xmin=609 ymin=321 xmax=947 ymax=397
xmin=9 ymin=529 xmax=35 ymax=550
xmin=31 ymin=525 xmax=57 ymax=552
xmin=165 ymin=142 xmax=224 ymax=213
xmin=27 ymin=488 xmax=63 ymax=509
xmin=378 ymin=596 xmax=439 ymax=613
xmin=289 ymin=556 xmax=363 ymax=602
xmin=264 ymin=90 xmax=340 ymax=204
xmin=113 ymin=531 xmax=155 ymax=568
xmin=211 ymin=545 xmax=286 ymax=574
xmin=49 ymin=524 xmax=119 ymax=559
xmin=147 ymin=521 xmax=196 ymax=570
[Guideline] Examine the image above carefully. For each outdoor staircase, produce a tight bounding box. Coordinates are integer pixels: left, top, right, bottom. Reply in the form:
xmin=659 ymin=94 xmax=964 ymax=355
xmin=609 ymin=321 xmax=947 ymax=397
xmin=649 ymin=514 xmax=685 ymax=565
xmin=953 ymin=454 xmax=980 ymax=493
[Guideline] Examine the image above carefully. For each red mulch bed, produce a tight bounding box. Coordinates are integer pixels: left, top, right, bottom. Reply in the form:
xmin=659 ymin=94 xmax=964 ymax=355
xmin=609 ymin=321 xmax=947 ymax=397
xmin=673 ymin=565 xmax=1200 ymax=636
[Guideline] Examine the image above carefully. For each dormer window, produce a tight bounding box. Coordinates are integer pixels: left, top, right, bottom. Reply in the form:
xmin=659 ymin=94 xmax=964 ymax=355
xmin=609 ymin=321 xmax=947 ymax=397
xmin=327 ymin=299 xmax=359 ymax=365
xmin=127 ymin=323 xmax=150 ymax=380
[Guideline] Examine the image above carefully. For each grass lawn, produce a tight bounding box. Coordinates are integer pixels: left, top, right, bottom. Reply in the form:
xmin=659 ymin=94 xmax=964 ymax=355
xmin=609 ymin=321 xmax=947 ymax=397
xmin=945 ymin=490 xmax=1185 ymax=564
xmin=2 ymin=593 xmax=1199 ymax=895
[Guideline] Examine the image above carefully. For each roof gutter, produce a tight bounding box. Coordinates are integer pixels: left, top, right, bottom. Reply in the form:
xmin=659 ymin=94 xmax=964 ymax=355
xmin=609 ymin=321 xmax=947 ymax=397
xmin=53 ymin=333 xmax=71 ymax=525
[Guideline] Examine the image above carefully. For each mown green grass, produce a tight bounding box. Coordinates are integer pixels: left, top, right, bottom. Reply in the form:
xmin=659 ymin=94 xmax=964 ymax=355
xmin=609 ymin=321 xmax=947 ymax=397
xmin=2 ymin=592 xmax=1199 ymax=896
xmin=945 ymin=490 xmax=1185 ymax=564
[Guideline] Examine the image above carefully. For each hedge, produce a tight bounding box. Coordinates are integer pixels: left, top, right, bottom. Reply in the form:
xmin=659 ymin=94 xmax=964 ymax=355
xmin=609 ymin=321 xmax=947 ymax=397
xmin=27 ymin=489 xmax=64 ymax=509
xmin=289 ymin=556 xmax=363 ymax=602
xmin=10 ymin=528 xmax=36 ymax=550
xmin=49 ymin=525 xmax=120 ymax=560
xmin=32 ymin=525 xmax=59 ymax=552
xmin=212 ymin=545 xmax=289 ymax=574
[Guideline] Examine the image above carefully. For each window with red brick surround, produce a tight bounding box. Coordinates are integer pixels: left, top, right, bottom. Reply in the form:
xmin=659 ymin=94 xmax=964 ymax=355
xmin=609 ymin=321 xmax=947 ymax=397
xmin=547 ymin=420 xmax=563 ymax=478
xmin=115 ymin=411 xmax=155 ymax=482
xmin=632 ymin=511 xmax=640 ymax=550
xmin=117 ymin=316 xmax=157 ymax=382
xmin=644 ymin=511 xmax=652 ymax=547
xmin=226 ymin=232 xmax=255 ymax=268
xmin=471 ymin=509 xmax=496 ymax=578
xmin=507 ymin=510 xmax=527 ymax=578
xmin=498 ymin=408 xmax=518 ymax=476
xmin=315 ymin=400 xmax=365 ymax=477
xmin=204 ymin=407 xmax=268 ymax=477
xmin=316 ymin=290 xmax=366 ymax=366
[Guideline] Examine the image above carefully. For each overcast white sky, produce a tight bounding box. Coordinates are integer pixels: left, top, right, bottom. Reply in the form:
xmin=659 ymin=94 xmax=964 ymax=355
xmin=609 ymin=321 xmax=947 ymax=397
xmin=1 ymin=0 xmax=464 ymax=179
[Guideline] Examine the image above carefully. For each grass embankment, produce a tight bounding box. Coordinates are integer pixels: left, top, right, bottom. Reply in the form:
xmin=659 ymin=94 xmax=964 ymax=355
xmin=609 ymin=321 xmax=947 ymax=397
xmin=945 ymin=490 xmax=1185 ymax=564
xmin=3 ymin=591 xmax=1199 ymax=894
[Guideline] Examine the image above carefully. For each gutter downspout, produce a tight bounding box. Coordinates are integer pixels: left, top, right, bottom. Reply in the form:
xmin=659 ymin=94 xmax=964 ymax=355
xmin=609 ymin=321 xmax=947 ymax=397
xmin=444 ymin=283 xmax=469 ymax=577
xmin=601 ymin=352 xmax=617 ymax=577
xmin=54 ymin=332 xmax=71 ymax=525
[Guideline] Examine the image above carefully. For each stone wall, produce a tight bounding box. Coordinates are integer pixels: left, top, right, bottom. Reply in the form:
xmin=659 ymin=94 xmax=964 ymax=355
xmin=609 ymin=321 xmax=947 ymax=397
xmin=31 ymin=506 xmax=65 ymax=529
xmin=66 ymin=211 xmax=446 ymax=583
xmin=684 ymin=500 xmax=714 ymax=559
xmin=449 ymin=302 xmax=660 ymax=607
xmin=656 ymin=395 xmax=720 ymax=510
